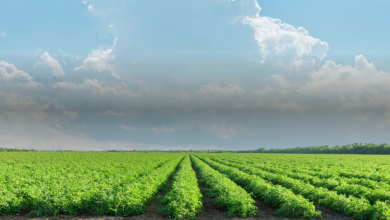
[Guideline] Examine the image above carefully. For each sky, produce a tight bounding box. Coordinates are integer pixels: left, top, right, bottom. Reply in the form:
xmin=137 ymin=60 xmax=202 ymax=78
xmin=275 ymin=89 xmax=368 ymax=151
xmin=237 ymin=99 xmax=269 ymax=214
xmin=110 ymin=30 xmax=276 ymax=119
xmin=0 ymin=0 xmax=390 ymax=151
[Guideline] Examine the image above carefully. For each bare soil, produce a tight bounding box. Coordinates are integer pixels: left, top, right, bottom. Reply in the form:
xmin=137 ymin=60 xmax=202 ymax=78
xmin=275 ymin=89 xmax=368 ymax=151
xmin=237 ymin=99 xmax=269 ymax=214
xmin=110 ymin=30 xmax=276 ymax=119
xmin=0 ymin=164 xmax=352 ymax=220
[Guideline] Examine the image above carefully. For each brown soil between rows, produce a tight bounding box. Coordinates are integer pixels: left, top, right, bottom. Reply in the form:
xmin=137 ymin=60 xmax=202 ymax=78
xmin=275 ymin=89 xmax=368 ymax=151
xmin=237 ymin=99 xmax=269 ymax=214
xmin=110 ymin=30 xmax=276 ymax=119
xmin=0 ymin=161 xmax=352 ymax=220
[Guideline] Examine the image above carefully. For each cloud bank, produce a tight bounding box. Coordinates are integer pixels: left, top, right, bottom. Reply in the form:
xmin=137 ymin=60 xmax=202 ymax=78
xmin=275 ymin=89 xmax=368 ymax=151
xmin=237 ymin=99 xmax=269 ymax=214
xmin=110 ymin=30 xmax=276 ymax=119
xmin=0 ymin=0 xmax=389 ymax=150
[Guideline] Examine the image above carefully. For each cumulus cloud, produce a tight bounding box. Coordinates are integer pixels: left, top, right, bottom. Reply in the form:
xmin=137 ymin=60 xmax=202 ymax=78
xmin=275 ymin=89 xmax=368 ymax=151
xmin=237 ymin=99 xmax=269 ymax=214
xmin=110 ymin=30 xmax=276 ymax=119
xmin=1 ymin=32 xmax=5 ymax=37
xmin=102 ymin=110 xmax=124 ymax=117
xmin=38 ymin=52 xmax=65 ymax=76
xmin=74 ymin=38 xmax=118 ymax=78
xmin=52 ymin=78 xmax=139 ymax=97
xmin=242 ymin=0 xmax=328 ymax=70
xmin=74 ymin=48 xmax=113 ymax=72
xmin=297 ymin=55 xmax=390 ymax=109
xmin=0 ymin=61 xmax=33 ymax=83
xmin=0 ymin=61 xmax=42 ymax=87
xmin=88 ymin=4 xmax=94 ymax=11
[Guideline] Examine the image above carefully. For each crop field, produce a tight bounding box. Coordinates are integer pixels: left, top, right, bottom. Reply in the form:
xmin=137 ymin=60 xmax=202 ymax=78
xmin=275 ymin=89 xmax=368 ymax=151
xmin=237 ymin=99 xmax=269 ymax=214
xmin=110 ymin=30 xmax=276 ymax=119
xmin=1 ymin=153 xmax=390 ymax=219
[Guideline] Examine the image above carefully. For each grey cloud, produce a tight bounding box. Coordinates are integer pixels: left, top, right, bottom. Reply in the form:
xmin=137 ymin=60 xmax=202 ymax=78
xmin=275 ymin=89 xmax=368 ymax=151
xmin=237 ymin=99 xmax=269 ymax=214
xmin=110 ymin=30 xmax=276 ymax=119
xmin=52 ymin=78 xmax=139 ymax=97
xmin=102 ymin=110 xmax=124 ymax=117
xmin=145 ymin=125 xmax=174 ymax=134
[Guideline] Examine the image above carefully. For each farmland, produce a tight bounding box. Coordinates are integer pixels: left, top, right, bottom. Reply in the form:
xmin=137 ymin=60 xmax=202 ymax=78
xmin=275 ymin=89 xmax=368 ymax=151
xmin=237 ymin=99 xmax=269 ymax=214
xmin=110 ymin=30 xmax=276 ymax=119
xmin=1 ymin=153 xmax=390 ymax=219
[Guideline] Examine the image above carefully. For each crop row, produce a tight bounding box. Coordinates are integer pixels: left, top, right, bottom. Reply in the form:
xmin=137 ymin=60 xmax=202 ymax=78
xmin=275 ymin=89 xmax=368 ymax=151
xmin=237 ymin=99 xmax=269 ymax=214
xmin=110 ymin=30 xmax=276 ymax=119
xmin=240 ymin=157 xmax=390 ymax=190
xmin=236 ymin=155 xmax=390 ymax=183
xmin=194 ymin=156 xmax=322 ymax=219
xmin=0 ymin=153 xmax=183 ymax=216
xmin=157 ymin=155 xmax=202 ymax=219
xmin=90 ymin=155 xmax=184 ymax=216
xmin=216 ymin=156 xmax=390 ymax=204
xmin=190 ymin=155 xmax=257 ymax=217
xmin=205 ymin=156 xmax=390 ymax=220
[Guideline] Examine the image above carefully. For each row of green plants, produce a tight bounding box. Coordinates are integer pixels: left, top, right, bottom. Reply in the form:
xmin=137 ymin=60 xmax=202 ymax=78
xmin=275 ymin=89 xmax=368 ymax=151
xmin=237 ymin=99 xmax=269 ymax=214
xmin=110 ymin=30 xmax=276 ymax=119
xmin=239 ymin=154 xmax=390 ymax=183
xmin=195 ymin=156 xmax=322 ymax=219
xmin=190 ymin=155 xmax=257 ymax=217
xmin=0 ymin=153 xmax=182 ymax=216
xmin=241 ymin=155 xmax=390 ymax=191
xmin=156 ymin=155 xmax=202 ymax=219
xmin=263 ymin=163 xmax=390 ymax=191
xmin=90 ymin=155 xmax=184 ymax=216
xmin=221 ymin=157 xmax=390 ymax=205
xmin=206 ymin=156 xmax=390 ymax=220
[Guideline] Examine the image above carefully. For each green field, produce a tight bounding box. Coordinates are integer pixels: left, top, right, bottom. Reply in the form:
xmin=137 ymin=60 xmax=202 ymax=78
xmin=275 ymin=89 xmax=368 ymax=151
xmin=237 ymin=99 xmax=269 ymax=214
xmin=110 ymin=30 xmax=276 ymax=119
xmin=1 ymin=152 xmax=390 ymax=219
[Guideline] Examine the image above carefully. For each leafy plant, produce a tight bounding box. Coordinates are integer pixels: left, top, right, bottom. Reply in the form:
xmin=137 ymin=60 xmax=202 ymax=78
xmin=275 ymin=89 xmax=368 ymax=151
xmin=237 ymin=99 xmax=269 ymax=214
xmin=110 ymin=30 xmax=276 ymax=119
xmin=156 ymin=155 xmax=202 ymax=219
xmin=196 ymin=156 xmax=321 ymax=219
xmin=191 ymin=156 xmax=257 ymax=217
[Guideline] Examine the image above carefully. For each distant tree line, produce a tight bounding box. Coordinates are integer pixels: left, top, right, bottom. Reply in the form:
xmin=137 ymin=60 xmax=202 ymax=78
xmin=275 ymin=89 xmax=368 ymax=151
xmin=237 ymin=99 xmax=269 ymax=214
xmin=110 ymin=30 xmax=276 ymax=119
xmin=237 ymin=143 xmax=390 ymax=154
xmin=104 ymin=149 xmax=236 ymax=153
xmin=0 ymin=148 xmax=36 ymax=152
xmin=0 ymin=148 xmax=77 ymax=152
xmin=1 ymin=143 xmax=390 ymax=154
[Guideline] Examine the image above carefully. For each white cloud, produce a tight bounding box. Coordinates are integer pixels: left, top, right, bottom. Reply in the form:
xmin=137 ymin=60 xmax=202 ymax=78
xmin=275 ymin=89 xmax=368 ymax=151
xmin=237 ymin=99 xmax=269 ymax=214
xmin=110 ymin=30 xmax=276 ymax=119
xmin=0 ymin=61 xmax=33 ymax=83
xmin=242 ymin=0 xmax=328 ymax=68
xmin=74 ymin=48 xmax=113 ymax=72
xmin=108 ymin=24 xmax=113 ymax=28
xmin=0 ymin=61 xmax=42 ymax=88
xmin=1 ymin=32 xmax=5 ymax=37
xmin=81 ymin=0 xmax=87 ymax=4
xmin=38 ymin=52 xmax=65 ymax=76
xmin=102 ymin=110 xmax=124 ymax=117
xmin=146 ymin=125 xmax=174 ymax=134
xmin=52 ymin=78 xmax=139 ymax=97
xmin=88 ymin=4 xmax=94 ymax=11
xmin=74 ymin=38 xmax=118 ymax=78
xmin=297 ymin=55 xmax=390 ymax=109
xmin=190 ymin=54 xmax=390 ymax=113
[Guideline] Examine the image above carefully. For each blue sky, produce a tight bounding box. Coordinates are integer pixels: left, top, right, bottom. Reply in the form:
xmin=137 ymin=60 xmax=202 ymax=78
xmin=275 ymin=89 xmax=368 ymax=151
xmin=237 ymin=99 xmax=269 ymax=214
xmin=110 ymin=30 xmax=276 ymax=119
xmin=0 ymin=0 xmax=389 ymax=150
